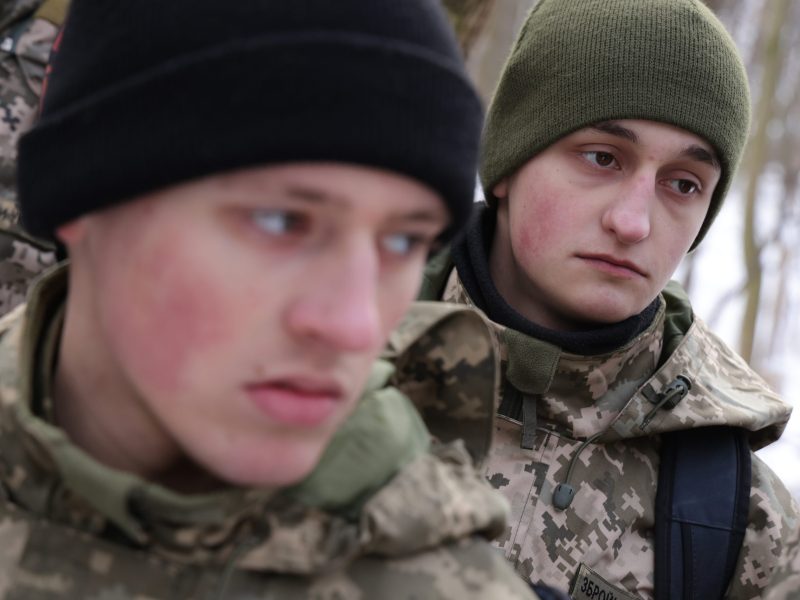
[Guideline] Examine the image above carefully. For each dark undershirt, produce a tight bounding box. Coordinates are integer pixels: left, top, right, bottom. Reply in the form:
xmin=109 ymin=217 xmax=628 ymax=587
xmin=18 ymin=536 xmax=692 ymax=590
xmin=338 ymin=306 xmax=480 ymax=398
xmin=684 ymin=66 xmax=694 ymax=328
xmin=451 ymin=204 xmax=659 ymax=356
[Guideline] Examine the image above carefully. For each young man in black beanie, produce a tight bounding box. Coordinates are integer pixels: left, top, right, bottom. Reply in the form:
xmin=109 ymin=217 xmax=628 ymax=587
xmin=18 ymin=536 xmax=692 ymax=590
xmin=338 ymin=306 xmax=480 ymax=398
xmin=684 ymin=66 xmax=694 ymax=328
xmin=0 ymin=1 xmax=544 ymax=597
xmin=418 ymin=0 xmax=799 ymax=598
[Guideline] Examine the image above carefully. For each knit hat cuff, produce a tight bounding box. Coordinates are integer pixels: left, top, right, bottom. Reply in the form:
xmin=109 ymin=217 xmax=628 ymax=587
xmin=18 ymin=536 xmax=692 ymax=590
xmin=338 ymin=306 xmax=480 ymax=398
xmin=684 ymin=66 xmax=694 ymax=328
xmin=19 ymin=32 xmax=483 ymax=239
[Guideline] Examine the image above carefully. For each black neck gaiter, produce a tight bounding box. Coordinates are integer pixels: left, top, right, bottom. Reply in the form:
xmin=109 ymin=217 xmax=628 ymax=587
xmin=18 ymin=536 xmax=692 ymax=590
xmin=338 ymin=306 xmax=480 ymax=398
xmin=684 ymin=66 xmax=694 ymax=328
xmin=451 ymin=204 xmax=659 ymax=356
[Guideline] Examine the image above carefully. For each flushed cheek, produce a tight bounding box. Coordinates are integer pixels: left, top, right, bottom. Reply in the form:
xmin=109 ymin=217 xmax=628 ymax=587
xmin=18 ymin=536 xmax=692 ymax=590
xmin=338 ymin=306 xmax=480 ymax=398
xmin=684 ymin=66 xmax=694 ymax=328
xmin=649 ymin=250 xmax=682 ymax=291
xmin=511 ymin=194 xmax=568 ymax=261
xmin=109 ymin=251 xmax=247 ymax=397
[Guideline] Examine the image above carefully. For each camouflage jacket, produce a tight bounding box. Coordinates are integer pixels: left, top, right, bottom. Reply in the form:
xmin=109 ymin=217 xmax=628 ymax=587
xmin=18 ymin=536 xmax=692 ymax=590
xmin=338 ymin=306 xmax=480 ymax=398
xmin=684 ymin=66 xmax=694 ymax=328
xmin=417 ymin=254 xmax=799 ymax=600
xmin=764 ymin=525 xmax=800 ymax=600
xmin=0 ymin=0 xmax=65 ymax=316
xmin=0 ymin=266 xmax=538 ymax=600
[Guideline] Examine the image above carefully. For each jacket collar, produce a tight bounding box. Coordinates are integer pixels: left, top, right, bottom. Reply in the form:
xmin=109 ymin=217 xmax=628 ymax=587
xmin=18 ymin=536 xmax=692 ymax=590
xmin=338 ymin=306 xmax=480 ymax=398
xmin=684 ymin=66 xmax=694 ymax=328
xmin=443 ymin=267 xmax=791 ymax=445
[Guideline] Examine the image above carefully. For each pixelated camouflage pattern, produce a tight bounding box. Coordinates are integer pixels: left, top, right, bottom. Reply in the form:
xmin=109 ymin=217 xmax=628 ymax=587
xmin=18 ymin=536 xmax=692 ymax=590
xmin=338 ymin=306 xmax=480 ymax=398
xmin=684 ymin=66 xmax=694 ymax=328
xmin=0 ymin=0 xmax=40 ymax=33
xmin=384 ymin=300 xmax=499 ymax=466
xmin=439 ymin=265 xmax=798 ymax=599
xmin=0 ymin=5 xmax=57 ymax=317
xmin=0 ymin=267 xmax=539 ymax=599
xmin=1 ymin=6 xmax=54 ymax=201
xmin=764 ymin=524 xmax=800 ymax=600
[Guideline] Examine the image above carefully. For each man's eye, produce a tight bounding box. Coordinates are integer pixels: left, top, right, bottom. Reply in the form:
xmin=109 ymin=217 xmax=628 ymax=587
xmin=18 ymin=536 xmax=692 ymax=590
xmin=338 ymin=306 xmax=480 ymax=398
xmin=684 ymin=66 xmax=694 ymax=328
xmin=381 ymin=233 xmax=423 ymax=257
xmin=668 ymin=179 xmax=699 ymax=195
xmin=581 ymin=151 xmax=618 ymax=169
xmin=252 ymin=210 xmax=307 ymax=235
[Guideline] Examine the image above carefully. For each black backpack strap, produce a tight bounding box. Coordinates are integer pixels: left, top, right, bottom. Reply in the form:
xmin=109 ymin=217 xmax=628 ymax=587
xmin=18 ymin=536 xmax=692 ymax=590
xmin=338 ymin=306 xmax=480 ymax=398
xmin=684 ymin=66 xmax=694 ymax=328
xmin=532 ymin=583 xmax=571 ymax=600
xmin=654 ymin=427 xmax=751 ymax=600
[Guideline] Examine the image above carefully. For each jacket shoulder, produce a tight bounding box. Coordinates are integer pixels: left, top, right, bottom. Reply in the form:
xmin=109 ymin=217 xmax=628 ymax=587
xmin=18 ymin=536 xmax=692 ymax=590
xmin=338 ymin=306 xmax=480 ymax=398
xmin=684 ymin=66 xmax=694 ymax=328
xmin=763 ymin=521 xmax=800 ymax=600
xmin=0 ymin=303 xmax=25 ymax=394
xmin=384 ymin=301 xmax=499 ymax=464
xmin=318 ymin=537 xmax=539 ymax=599
xmin=636 ymin=315 xmax=792 ymax=448
xmin=727 ymin=453 xmax=800 ymax=599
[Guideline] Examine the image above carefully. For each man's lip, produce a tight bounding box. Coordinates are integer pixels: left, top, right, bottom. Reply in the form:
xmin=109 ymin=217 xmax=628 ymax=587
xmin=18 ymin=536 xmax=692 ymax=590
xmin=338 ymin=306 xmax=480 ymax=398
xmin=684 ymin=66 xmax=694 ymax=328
xmin=246 ymin=376 xmax=345 ymax=398
xmin=245 ymin=376 xmax=346 ymax=427
xmin=578 ymin=254 xmax=648 ymax=277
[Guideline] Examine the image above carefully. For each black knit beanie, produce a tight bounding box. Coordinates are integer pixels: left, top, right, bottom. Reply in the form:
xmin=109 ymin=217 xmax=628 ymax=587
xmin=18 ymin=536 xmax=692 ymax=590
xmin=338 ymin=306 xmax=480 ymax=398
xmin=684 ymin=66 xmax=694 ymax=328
xmin=18 ymin=0 xmax=484 ymax=240
xmin=481 ymin=0 xmax=751 ymax=249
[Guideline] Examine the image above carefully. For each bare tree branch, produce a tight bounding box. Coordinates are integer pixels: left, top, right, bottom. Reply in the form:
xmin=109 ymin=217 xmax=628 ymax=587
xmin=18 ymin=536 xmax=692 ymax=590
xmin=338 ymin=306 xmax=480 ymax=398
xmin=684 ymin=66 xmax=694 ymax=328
xmin=739 ymin=0 xmax=790 ymax=364
xmin=441 ymin=0 xmax=498 ymax=58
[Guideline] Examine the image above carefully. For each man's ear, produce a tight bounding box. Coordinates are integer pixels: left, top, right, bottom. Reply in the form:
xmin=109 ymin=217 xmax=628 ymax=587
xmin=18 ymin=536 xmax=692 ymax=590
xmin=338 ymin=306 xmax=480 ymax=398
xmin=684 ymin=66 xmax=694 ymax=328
xmin=55 ymin=217 xmax=89 ymax=246
xmin=492 ymin=179 xmax=509 ymax=200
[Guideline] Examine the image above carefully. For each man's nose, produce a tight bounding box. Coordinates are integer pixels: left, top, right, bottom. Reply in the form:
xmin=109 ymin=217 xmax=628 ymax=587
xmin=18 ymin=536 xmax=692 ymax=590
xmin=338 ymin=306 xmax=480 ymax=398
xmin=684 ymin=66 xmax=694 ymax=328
xmin=600 ymin=174 xmax=652 ymax=244
xmin=285 ymin=240 xmax=383 ymax=353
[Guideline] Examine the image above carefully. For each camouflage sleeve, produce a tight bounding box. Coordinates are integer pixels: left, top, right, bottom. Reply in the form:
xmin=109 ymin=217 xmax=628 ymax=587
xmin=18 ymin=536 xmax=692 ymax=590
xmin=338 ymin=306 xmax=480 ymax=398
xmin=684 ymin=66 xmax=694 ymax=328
xmin=1 ymin=12 xmax=55 ymax=203
xmin=727 ymin=453 xmax=800 ymax=600
xmin=0 ymin=209 xmax=56 ymax=316
xmin=309 ymin=537 xmax=540 ymax=600
xmin=764 ymin=523 xmax=800 ymax=600
xmin=385 ymin=301 xmax=500 ymax=466
xmin=0 ymin=13 xmax=58 ymax=316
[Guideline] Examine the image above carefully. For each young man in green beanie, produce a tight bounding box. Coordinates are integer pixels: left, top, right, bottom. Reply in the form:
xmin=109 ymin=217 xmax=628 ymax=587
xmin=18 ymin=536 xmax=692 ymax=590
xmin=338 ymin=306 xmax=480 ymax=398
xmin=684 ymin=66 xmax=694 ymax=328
xmin=0 ymin=0 xmax=547 ymax=598
xmin=418 ymin=0 xmax=799 ymax=598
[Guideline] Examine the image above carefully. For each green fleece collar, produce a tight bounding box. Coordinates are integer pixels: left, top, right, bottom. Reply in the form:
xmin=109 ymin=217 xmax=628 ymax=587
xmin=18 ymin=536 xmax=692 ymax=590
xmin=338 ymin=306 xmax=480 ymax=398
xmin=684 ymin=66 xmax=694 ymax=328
xmin=287 ymin=369 xmax=430 ymax=518
xmin=502 ymin=328 xmax=560 ymax=395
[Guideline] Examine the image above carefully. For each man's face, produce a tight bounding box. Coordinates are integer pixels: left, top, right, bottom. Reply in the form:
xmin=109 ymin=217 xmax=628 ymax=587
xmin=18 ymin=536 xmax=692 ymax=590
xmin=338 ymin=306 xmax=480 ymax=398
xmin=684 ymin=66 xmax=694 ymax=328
xmin=491 ymin=119 xmax=720 ymax=330
xmin=62 ymin=163 xmax=447 ymax=487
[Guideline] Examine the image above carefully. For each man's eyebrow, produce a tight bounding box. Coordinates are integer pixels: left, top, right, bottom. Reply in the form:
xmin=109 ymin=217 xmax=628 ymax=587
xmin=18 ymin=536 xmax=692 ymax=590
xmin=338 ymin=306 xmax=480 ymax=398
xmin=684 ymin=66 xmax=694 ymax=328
xmin=285 ymin=186 xmax=448 ymax=224
xmin=589 ymin=123 xmax=721 ymax=171
xmin=591 ymin=121 xmax=638 ymax=143
xmin=283 ymin=185 xmax=338 ymax=204
xmin=679 ymin=145 xmax=721 ymax=171
xmin=390 ymin=210 xmax=449 ymax=225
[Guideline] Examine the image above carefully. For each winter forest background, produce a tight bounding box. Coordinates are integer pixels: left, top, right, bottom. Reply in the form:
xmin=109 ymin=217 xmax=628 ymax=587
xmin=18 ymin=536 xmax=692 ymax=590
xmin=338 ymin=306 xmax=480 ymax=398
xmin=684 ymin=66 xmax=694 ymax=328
xmin=442 ymin=0 xmax=800 ymax=499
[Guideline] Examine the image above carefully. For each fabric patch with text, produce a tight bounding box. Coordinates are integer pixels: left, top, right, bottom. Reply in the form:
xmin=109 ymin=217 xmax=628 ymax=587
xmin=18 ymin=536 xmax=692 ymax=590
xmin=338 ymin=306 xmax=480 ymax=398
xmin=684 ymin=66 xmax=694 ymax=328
xmin=569 ymin=563 xmax=641 ymax=600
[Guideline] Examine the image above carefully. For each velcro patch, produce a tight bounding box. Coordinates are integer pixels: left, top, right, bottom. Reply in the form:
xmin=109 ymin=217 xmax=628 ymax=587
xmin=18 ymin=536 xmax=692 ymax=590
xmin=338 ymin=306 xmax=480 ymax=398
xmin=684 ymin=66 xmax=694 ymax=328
xmin=569 ymin=563 xmax=640 ymax=600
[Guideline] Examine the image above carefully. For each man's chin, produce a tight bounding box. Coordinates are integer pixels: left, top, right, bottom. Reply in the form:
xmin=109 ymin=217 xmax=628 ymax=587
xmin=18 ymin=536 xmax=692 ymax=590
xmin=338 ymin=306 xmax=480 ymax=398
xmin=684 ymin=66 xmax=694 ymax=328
xmin=201 ymin=440 xmax=329 ymax=490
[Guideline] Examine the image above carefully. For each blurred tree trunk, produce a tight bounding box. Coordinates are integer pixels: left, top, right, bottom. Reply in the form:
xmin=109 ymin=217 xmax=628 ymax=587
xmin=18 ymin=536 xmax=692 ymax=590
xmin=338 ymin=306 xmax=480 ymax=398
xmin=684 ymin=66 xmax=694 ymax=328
xmin=700 ymin=0 xmax=743 ymax=30
xmin=441 ymin=0 xmax=498 ymax=58
xmin=767 ymin=86 xmax=800 ymax=358
xmin=768 ymin=247 xmax=792 ymax=358
xmin=701 ymin=0 xmax=727 ymax=12
xmin=679 ymin=252 xmax=697 ymax=297
xmin=464 ymin=0 xmax=534 ymax=101
xmin=739 ymin=0 xmax=789 ymax=364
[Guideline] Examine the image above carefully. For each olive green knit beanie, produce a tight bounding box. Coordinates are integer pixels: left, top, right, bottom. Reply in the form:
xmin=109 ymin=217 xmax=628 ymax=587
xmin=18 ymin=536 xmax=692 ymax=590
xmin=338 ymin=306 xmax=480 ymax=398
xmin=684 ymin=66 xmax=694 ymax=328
xmin=481 ymin=0 xmax=751 ymax=248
